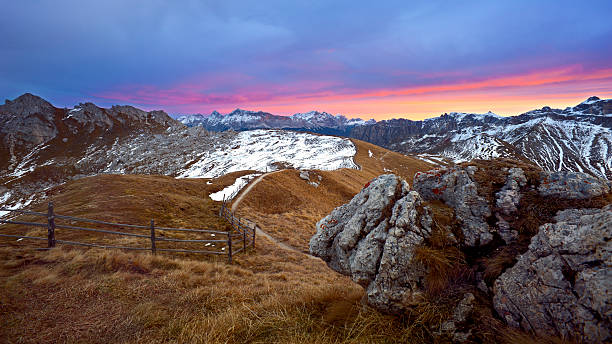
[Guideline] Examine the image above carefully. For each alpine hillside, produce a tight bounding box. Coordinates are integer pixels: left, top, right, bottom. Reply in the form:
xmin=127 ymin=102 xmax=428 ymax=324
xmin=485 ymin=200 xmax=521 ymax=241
xmin=352 ymin=96 xmax=612 ymax=180
xmin=0 ymin=94 xmax=361 ymax=211
xmin=179 ymin=97 xmax=612 ymax=179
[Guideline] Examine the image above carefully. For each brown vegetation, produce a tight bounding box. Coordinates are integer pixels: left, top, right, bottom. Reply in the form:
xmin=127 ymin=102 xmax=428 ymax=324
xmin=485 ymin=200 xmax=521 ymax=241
xmin=234 ymin=139 xmax=433 ymax=251
xmin=1 ymin=141 xmax=577 ymax=343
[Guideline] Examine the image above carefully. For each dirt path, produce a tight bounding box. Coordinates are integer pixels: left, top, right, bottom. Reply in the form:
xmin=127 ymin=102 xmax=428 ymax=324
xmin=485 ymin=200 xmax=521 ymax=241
xmin=231 ymin=171 xmax=320 ymax=260
xmin=231 ymin=170 xmax=282 ymax=212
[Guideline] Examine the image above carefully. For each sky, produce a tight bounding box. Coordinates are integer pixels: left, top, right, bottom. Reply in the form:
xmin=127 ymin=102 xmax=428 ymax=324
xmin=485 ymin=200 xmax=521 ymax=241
xmin=1 ymin=0 xmax=611 ymax=120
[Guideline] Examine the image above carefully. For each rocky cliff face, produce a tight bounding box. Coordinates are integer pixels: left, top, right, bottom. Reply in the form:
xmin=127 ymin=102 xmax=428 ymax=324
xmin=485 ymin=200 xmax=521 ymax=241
xmin=0 ymin=93 xmax=213 ymax=208
xmin=0 ymin=94 xmax=362 ymax=212
xmin=0 ymin=93 xmax=181 ymax=174
xmin=494 ymin=205 xmax=611 ymax=342
xmin=310 ymin=160 xmax=611 ymax=343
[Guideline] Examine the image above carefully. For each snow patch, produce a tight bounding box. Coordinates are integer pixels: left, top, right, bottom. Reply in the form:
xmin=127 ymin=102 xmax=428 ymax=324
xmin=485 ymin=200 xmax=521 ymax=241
xmin=178 ymin=130 xmax=358 ymax=178
xmin=209 ymin=173 xmax=261 ymax=201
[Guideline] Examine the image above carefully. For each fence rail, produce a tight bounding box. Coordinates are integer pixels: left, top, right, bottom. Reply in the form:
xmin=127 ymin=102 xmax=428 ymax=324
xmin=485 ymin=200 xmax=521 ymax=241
xmin=218 ymin=197 xmax=256 ymax=261
xmin=0 ymin=200 xmax=257 ymax=263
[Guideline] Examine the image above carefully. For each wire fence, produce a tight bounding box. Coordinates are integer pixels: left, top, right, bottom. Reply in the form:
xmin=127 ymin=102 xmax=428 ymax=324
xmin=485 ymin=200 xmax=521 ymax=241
xmin=0 ymin=201 xmax=255 ymax=263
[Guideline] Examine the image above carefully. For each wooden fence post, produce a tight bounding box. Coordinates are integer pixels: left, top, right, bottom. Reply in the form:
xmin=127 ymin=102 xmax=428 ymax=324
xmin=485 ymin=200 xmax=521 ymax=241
xmin=47 ymin=202 xmax=56 ymax=248
xmin=242 ymin=218 xmax=246 ymax=252
xmin=227 ymin=231 xmax=232 ymax=264
xmin=150 ymin=219 xmax=156 ymax=255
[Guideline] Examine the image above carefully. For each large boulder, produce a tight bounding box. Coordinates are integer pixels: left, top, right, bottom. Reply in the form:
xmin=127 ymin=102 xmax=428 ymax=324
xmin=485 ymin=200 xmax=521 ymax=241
xmin=413 ymin=166 xmax=492 ymax=246
xmin=538 ymin=171 xmax=610 ymax=199
xmin=309 ymin=174 xmax=433 ymax=313
xmin=493 ymin=205 xmax=612 ymax=343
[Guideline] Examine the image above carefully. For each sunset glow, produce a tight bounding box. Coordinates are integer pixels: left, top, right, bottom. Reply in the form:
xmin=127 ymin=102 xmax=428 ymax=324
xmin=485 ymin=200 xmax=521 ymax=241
xmin=2 ymin=1 xmax=611 ymax=120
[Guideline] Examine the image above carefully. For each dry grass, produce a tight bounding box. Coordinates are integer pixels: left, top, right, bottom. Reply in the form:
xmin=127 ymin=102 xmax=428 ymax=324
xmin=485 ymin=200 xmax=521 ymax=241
xmin=0 ymin=173 xmax=263 ymax=256
xmin=0 ymin=165 xmax=446 ymax=344
xmin=0 ymin=238 xmax=426 ymax=344
xmin=414 ymin=245 xmax=466 ymax=296
xmin=1 ymin=143 xmax=578 ymax=343
xmin=234 ymin=139 xmax=433 ymax=251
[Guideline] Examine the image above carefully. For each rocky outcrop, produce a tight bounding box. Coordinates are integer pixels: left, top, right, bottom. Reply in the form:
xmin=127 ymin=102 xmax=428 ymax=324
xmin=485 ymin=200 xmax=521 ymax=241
xmin=311 ymin=164 xmax=611 ymax=342
xmin=439 ymin=293 xmax=476 ymax=343
xmin=493 ymin=205 xmax=611 ymax=343
xmin=309 ymin=174 xmax=433 ymax=313
xmin=495 ymin=167 xmax=527 ymax=244
xmin=539 ymin=171 xmax=611 ymax=199
xmin=413 ymin=166 xmax=492 ymax=246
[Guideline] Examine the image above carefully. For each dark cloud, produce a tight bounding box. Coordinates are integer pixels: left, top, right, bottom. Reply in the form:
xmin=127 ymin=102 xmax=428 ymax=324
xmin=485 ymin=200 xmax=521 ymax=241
xmin=1 ymin=0 xmax=610 ymax=114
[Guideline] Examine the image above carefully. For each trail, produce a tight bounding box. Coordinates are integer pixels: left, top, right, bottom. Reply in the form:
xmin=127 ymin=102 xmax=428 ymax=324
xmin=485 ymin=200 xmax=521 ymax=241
xmin=230 ymin=170 xmax=320 ymax=260
xmin=231 ymin=170 xmax=282 ymax=213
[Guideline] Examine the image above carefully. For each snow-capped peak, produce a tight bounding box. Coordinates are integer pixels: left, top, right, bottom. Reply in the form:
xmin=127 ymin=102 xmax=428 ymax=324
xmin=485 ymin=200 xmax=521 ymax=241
xmin=580 ymin=96 xmax=601 ymax=105
xmin=448 ymin=111 xmax=501 ymax=122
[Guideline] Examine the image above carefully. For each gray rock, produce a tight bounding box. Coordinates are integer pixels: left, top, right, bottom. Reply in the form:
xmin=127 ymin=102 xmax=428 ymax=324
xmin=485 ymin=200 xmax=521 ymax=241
xmin=309 ymin=174 xmax=432 ymax=313
xmin=538 ymin=171 xmax=610 ymax=199
xmin=414 ymin=167 xmax=492 ymax=246
xmin=495 ymin=168 xmax=526 ymax=244
xmin=438 ymin=293 xmax=475 ymax=343
xmin=493 ymin=205 xmax=612 ymax=343
xmin=299 ymin=170 xmax=310 ymax=181
xmin=496 ymin=167 xmax=526 ymax=215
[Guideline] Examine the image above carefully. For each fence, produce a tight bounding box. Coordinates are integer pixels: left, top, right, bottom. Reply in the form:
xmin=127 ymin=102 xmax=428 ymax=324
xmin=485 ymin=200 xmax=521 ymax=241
xmin=218 ymin=197 xmax=256 ymax=260
xmin=0 ymin=201 xmax=253 ymax=263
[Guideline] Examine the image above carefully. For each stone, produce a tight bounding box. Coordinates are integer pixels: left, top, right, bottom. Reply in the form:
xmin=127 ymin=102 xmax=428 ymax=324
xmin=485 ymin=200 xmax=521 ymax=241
xmin=438 ymin=293 xmax=475 ymax=343
xmin=538 ymin=171 xmax=610 ymax=199
xmin=496 ymin=167 xmax=526 ymax=215
xmin=493 ymin=205 xmax=612 ymax=343
xmin=299 ymin=170 xmax=310 ymax=181
xmin=309 ymin=174 xmax=432 ymax=313
xmin=414 ymin=167 xmax=492 ymax=246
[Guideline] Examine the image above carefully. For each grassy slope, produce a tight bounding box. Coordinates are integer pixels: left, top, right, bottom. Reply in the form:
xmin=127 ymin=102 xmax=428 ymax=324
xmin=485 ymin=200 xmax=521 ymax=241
xmin=0 ymin=140 xmax=437 ymax=344
xmin=233 ymin=139 xmax=433 ymax=251
xmin=0 ymin=139 xmax=562 ymax=343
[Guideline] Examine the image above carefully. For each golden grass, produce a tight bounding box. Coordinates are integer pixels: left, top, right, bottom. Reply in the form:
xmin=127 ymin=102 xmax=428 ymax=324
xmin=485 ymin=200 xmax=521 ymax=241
xmin=0 ymin=238 xmax=422 ymax=344
xmin=414 ymin=245 xmax=466 ymax=296
xmin=234 ymin=139 xmax=433 ymax=251
xmin=0 ymin=173 xmax=264 ymax=257
xmin=0 ymin=166 xmax=431 ymax=344
xmin=0 ymin=142 xmax=576 ymax=343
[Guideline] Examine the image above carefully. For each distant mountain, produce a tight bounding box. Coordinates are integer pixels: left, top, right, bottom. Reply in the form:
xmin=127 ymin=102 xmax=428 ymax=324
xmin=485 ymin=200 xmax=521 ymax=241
xmin=177 ymin=109 xmax=374 ymax=136
xmin=0 ymin=94 xmax=361 ymax=210
xmin=351 ymin=97 xmax=612 ymax=179
xmin=178 ymin=97 xmax=612 ymax=179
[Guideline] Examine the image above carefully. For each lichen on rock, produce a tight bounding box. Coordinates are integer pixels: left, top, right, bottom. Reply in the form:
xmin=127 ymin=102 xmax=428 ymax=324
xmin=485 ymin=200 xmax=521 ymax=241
xmin=309 ymin=174 xmax=432 ymax=313
xmin=493 ymin=205 xmax=612 ymax=343
xmin=413 ymin=166 xmax=493 ymax=247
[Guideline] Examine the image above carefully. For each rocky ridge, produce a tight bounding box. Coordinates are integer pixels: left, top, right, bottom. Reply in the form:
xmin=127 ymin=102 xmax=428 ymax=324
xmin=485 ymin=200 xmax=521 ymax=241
xmin=310 ymin=161 xmax=611 ymax=343
xmin=179 ymin=97 xmax=612 ymax=180
xmin=178 ymin=109 xmax=374 ymax=136
xmin=351 ymin=97 xmax=612 ymax=180
xmin=0 ymin=94 xmax=360 ymax=211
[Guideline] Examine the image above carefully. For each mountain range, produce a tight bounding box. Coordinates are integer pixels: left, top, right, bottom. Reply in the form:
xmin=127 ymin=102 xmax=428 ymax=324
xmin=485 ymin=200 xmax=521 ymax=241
xmin=178 ymin=109 xmax=374 ymax=136
xmin=179 ymin=96 xmax=612 ymax=179
xmin=0 ymin=93 xmax=361 ymax=210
